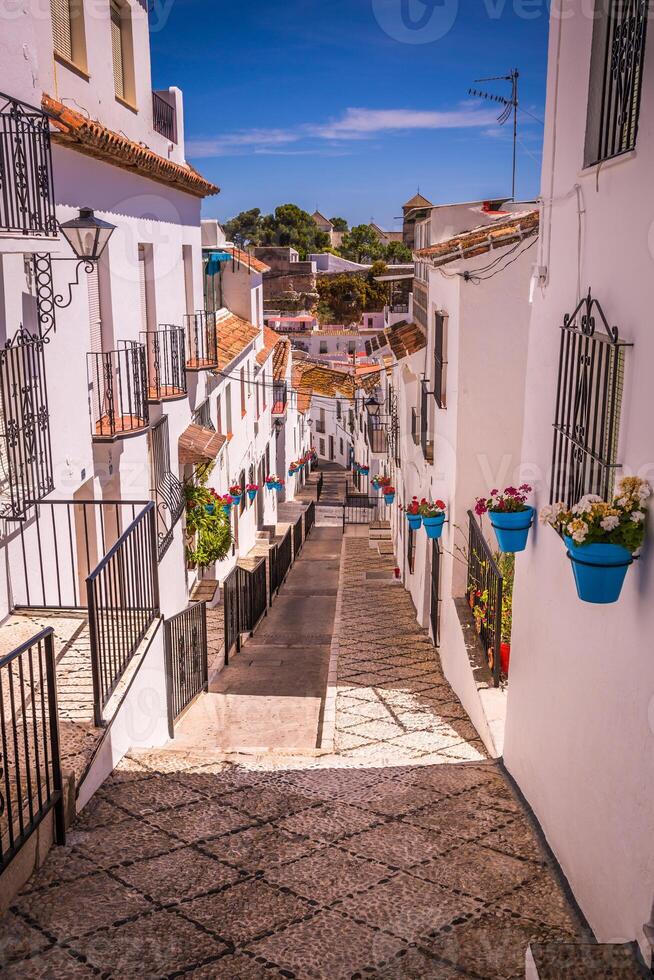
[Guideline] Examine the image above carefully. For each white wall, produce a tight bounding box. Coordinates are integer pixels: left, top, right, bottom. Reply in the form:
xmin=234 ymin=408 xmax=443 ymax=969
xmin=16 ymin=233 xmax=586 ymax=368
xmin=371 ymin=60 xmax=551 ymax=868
xmin=504 ymin=3 xmax=654 ymax=958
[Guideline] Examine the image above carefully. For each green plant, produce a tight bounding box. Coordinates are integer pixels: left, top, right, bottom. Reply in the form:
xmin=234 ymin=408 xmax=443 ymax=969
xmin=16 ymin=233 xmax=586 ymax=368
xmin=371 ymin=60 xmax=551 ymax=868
xmin=184 ymin=472 xmax=232 ymax=569
xmin=540 ymin=476 xmax=651 ymax=552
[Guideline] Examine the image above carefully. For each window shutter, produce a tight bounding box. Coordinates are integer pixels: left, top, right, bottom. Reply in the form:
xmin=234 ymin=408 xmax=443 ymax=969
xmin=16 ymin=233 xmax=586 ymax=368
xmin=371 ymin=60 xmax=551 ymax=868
xmin=111 ymin=2 xmax=125 ymax=99
xmin=87 ymin=265 xmax=103 ymax=353
xmin=138 ymin=245 xmax=148 ymax=332
xmin=51 ymin=0 xmax=72 ymax=61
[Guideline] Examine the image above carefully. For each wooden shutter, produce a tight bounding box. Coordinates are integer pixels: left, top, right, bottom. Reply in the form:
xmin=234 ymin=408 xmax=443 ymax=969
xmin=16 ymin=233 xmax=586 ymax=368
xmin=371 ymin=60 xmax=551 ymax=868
xmin=138 ymin=245 xmax=148 ymax=332
xmin=87 ymin=265 xmax=103 ymax=353
xmin=111 ymin=2 xmax=125 ymax=99
xmin=51 ymin=0 xmax=72 ymax=60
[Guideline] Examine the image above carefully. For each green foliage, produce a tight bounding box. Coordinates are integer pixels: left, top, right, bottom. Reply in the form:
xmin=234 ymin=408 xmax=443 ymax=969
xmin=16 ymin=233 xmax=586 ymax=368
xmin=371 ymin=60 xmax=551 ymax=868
xmin=384 ymin=240 xmax=412 ymax=264
xmin=330 ymin=216 xmax=349 ymax=231
xmin=260 ymin=204 xmax=330 ymax=258
xmin=223 ymin=208 xmax=262 ymax=248
xmin=338 ymin=224 xmax=384 ymax=264
xmin=316 ymin=264 xmax=389 ymax=325
xmin=183 ymin=478 xmax=232 ymax=569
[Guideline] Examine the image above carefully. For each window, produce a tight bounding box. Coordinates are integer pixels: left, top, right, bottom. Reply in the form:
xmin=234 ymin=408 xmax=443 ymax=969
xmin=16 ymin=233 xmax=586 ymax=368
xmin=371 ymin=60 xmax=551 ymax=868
xmin=111 ymin=1 xmax=136 ymax=107
xmin=411 ymin=406 xmax=420 ymax=445
xmin=433 ymin=312 xmax=447 ymax=409
xmin=216 ymin=394 xmax=222 ymax=434
xmin=319 ymin=438 xmax=325 ymax=456
xmin=50 ymin=0 xmax=87 ymax=71
xmin=336 ymin=400 xmax=341 ymax=420
xmin=182 ymin=245 xmax=194 ymax=315
xmin=348 ymin=342 xmax=356 ymax=355
xmin=137 ymin=244 xmax=155 ymax=332
xmin=240 ymin=367 xmax=246 ymax=416
xmin=339 ymin=437 xmax=344 ymax=456
xmin=319 ymin=341 xmax=328 ymax=354
xmin=329 ymin=435 xmax=335 ymax=461
xmin=550 ymin=291 xmax=629 ymax=507
xmin=585 ymin=0 xmax=649 ymax=166
xmin=225 ymin=383 xmax=232 ymax=434
xmin=407 ymin=526 xmax=416 ymax=574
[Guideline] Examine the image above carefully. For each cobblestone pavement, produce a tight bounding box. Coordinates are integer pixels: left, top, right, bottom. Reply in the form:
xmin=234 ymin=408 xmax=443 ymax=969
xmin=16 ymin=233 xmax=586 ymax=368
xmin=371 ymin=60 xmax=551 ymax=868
xmin=0 ymin=537 xmax=588 ymax=978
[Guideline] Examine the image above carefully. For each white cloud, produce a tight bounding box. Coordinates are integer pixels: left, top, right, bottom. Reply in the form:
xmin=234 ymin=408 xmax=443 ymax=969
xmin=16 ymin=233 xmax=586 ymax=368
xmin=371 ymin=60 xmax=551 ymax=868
xmin=187 ymin=102 xmax=499 ymax=158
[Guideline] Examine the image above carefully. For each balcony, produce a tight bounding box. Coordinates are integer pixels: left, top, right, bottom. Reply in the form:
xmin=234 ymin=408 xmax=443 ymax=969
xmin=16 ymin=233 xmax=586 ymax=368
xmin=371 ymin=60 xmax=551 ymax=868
xmin=0 ymin=92 xmax=56 ymax=237
xmin=272 ymin=381 xmax=287 ymax=415
xmin=152 ymin=91 xmax=177 ymax=143
xmin=87 ymin=343 xmax=149 ymax=440
xmin=185 ymin=312 xmax=218 ymax=371
xmin=142 ymin=326 xmax=187 ymax=402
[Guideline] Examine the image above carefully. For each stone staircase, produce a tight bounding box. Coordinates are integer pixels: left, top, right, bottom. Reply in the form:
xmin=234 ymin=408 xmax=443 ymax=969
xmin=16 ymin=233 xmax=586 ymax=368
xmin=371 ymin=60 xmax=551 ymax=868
xmin=369 ymin=519 xmax=394 ymax=557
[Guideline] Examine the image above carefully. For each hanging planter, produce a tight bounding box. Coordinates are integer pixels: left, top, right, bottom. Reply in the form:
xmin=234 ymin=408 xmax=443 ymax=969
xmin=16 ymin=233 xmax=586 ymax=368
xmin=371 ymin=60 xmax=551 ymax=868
xmin=419 ymin=500 xmax=447 ymax=540
xmin=405 ymin=497 xmax=422 ymax=530
xmin=475 ymin=485 xmax=534 ymax=553
xmin=275 ymin=479 xmax=285 ymax=492
xmin=383 ymin=486 xmax=396 ymax=506
xmin=229 ymin=485 xmax=243 ymax=507
xmin=246 ymin=484 xmax=259 ymax=502
xmin=222 ymin=494 xmax=234 ymax=515
xmin=265 ymin=474 xmax=279 ymax=490
xmin=360 ymin=466 xmax=369 ymax=476
xmin=540 ymin=477 xmax=651 ymax=605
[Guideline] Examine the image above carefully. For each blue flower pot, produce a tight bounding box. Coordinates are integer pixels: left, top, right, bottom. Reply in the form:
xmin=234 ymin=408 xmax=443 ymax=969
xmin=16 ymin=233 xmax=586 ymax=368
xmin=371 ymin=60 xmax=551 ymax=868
xmin=489 ymin=506 xmax=534 ymax=553
xmin=288 ymin=470 xmax=295 ymax=478
xmin=383 ymin=493 xmax=395 ymax=505
xmin=275 ymin=482 xmax=283 ymax=491
xmin=222 ymin=504 xmax=232 ymax=515
xmin=231 ymin=495 xmax=242 ymax=507
xmin=406 ymin=514 xmax=422 ymax=530
xmin=205 ymin=503 xmax=215 ymax=515
xmin=247 ymin=489 xmax=257 ymax=502
xmin=564 ymin=536 xmax=633 ymax=604
xmin=423 ymin=514 xmax=446 ymax=539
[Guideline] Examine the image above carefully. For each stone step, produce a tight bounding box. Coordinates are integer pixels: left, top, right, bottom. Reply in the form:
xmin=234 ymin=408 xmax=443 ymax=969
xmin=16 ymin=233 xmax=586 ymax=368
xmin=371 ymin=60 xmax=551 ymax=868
xmin=378 ymin=541 xmax=395 ymax=555
xmin=370 ymin=521 xmax=391 ymax=530
xmin=526 ymin=942 xmax=649 ymax=979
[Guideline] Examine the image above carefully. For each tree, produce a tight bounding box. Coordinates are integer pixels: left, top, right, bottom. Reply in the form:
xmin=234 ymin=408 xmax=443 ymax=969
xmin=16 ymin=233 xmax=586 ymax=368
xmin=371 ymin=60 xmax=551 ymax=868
xmin=223 ymin=208 xmax=262 ymax=248
xmin=384 ymin=240 xmax=412 ymax=264
xmin=338 ymin=224 xmax=384 ymax=264
xmin=316 ymin=263 xmax=390 ymax=325
xmin=259 ymin=204 xmax=330 ymax=258
xmin=330 ymin=216 xmax=349 ymax=232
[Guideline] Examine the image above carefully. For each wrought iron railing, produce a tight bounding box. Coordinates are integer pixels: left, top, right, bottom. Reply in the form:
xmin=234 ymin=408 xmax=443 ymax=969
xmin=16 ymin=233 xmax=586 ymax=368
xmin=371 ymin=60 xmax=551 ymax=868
xmin=87 ymin=343 xmax=149 ymax=439
xmin=185 ymin=312 xmax=218 ymax=370
xmin=293 ymin=513 xmax=303 ymax=559
xmin=466 ymin=511 xmax=503 ymax=688
xmin=0 ymin=334 xmax=54 ymax=520
xmin=315 ymin=420 xmax=326 ymax=434
xmin=165 ymin=602 xmax=207 ymax=734
xmin=317 ymin=472 xmax=324 ymax=501
xmin=269 ymin=529 xmax=292 ymax=601
xmin=223 ymin=566 xmax=241 ymax=664
xmin=223 ymin=559 xmax=268 ymax=664
xmin=152 ymin=91 xmax=177 ymax=143
xmin=420 ymin=381 xmax=433 ymax=462
xmin=272 ymin=381 xmax=287 ymax=414
xmin=150 ymin=416 xmax=184 ymax=560
xmin=0 ymin=627 xmax=65 ymax=875
xmin=343 ymin=492 xmax=385 ymax=526
xmin=87 ymin=502 xmax=159 ymax=724
xmin=142 ymin=326 xmax=186 ymax=402
xmin=430 ymin=540 xmax=442 ymax=647
xmin=0 ymin=92 xmax=56 ymax=237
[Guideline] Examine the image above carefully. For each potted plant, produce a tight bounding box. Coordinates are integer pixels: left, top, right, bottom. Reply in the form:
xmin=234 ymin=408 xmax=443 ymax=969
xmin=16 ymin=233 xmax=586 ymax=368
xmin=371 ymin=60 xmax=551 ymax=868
xmin=405 ymin=497 xmax=422 ymax=530
xmin=419 ymin=499 xmax=447 ymax=539
xmin=383 ymin=485 xmax=396 ymax=505
xmin=360 ymin=465 xmax=370 ymax=476
xmin=265 ymin=474 xmax=278 ymax=489
xmin=221 ymin=494 xmax=234 ymax=515
xmin=185 ymin=485 xmax=232 ymax=570
xmin=475 ymin=484 xmax=534 ymax=553
xmin=229 ymin=484 xmax=243 ymax=506
xmin=246 ymin=483 xmax=259 ymax=502
xmin=540 ymin=477 xmax=651 ymax=604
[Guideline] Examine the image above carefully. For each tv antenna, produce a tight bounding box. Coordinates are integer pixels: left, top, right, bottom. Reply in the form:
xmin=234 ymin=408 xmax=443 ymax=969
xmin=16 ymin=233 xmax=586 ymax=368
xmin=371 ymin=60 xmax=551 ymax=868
xmin=468 ymin=69 xmax=519 ymax=201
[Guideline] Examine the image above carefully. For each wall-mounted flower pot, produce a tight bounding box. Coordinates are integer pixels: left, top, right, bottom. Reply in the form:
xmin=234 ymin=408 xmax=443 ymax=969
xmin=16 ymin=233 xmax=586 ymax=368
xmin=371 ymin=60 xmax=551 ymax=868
xmin=489 ymin=506 xmax=534 ymax=553
xmin=360 ymin=468 xmax=369 ymax=475
xmin=423 ymin=514 xmax=445 ymax=540
xmin=406 ymin=514 xmax=422 ymax=530
xmin=205 ymin=504 xmax=215 ymax=515
xmin=274 ymin=482 xmax=283 ymax=491
xmin=222 ymin=504 xmax=232 ymax=515
xmin=231 ymin=495 xmax=242 ymax=507
xmin=247 ymin=489 xmax=258 ymax=502
xmin=564 ymin=536 xmax=633 ymax=604
xmin=500 ymin=643 xmax=511 ymax=676
xmin=384 ymin=493 xmax=395 ymax=505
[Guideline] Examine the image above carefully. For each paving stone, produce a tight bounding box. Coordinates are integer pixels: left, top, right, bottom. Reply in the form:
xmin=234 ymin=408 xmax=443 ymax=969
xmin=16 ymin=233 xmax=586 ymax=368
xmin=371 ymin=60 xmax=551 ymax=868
xmin=69 ymin=908 xmax=228 ymax=976
xmin=274 ymin=801 xmax=383 ymax=843
xmin=413 ymin=841 xmax=540 ymax=902
xmin=264 ymin=846 xmax=392 ymax=905
xmin=184 ymin=951 xmax=286 ymax=977
xmin=199 ymin=825 xmax=324 ymax=873
xmin=68 ymin=815 xmax=180 ymax=869
xmin=145 ymin=800 xmax=256 ymax=844
xmin=112 ymin=843 xmax=244 ymax=903
xmin=0 ymin=912 xmax=51 ymax=965
xmin=344 ymin=819 xmax=453 ymax=870
xmin=0 ymin=945 xmax=97 ymax=978
xmin=182 ymin=878 xmax=314 ymax=945
xmin=222 ymin=784 xmax=314 ymax=822
xmin=99 ymin=773 xmax=204 ymax=816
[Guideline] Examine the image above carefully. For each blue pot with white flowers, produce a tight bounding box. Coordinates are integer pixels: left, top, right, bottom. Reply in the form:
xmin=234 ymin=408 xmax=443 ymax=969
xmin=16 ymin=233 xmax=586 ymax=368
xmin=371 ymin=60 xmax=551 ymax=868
xmin=423 ymin=514 xmax=446 ymax=540
xmin=564 ymin=536 xmax=633 ymax=604
xmin=489 ymin=507 xmax=535 ymax=553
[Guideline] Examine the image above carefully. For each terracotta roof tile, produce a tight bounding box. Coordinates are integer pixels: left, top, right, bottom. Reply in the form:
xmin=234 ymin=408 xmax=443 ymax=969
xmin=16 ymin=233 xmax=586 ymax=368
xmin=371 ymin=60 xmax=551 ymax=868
xmin=290 ymin=356 xmax=355 ymax=414
xmin=256 ymin=326 xmax=282 ymax=366
xmin=223 ymin=246 xmax=270 ymax=274
xmin=384 ymin=320 xmax=426 ymax=361
xmin=414 ymin=209 xmax=539 ymax=267
xmin=213 ymin=309 xmax=259 ymax=371
xmin=43 ymin=94 xmax=218 ymax=198
xmin=272 ymin=340 xmax=291 ymax=381
xmin=179 ymin=424 xmax=225 ymax=465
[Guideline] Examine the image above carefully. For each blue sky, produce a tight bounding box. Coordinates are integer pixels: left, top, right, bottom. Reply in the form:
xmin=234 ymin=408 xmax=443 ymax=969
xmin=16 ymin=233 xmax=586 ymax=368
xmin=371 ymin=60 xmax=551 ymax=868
xmin=150 ymin=0 xmax=549 ymax=229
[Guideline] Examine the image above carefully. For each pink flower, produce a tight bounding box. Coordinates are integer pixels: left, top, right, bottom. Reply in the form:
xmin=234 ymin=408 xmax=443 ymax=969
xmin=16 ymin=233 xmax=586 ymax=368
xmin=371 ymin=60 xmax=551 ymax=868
xmin=490 ymin=489 xmax=499 ymax=497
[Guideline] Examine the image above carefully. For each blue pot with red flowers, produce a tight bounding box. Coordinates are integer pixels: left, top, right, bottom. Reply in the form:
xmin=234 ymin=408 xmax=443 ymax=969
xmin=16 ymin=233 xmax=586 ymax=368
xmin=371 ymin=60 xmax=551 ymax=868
xmin=476 ymin=485 xmax=534 ymax=553
xmin=229 ymin=486 xmax=242 ymax=507
xmin=247 ymin=485 xmax=259 ymax=502
xmin=383 ymin=487 xmax=395 ymax=506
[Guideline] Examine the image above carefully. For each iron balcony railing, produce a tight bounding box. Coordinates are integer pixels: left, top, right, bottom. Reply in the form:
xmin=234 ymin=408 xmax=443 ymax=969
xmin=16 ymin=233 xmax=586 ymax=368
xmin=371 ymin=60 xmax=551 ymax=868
xmin=0 ymin=92 xmax=56 ymax=237
xmin=466 ymin=510 xmax=503 ymax=688
xmin=142 ymin=326 xmax=187 ymax=403
xmin=0 ymin=334 xmax=54 ymax=520
xmin=87 ymin=343 xmax=149 ymax=440
xmin=185 ymin=311 xmax=218 ymax=371
xmin=87 ymin=502 xmax=159 ymax=724
xmin=343 ymin=490 xmax=386 ymax=527
xmin=0 ymin=627 xmax=65 ymax=875
xmin=152 ymin=91 xmax=177 ymax=143
xmin=11 ymin=499 xmax=159 ymax=724
xmin=269 ymin=529 xmax=292 ymax=602
xmin=164 ymin=602 xmax=207 ymax=735
xmin=272 ymin=381 xmax=287 ymax=414
xmin=293 ymin=513 xmax=303 ymax=560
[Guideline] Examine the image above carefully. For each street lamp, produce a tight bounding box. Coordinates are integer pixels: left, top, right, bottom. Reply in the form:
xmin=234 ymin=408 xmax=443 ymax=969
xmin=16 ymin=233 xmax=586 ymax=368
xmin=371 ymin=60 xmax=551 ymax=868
xmin=365 ymin=395 xmax=382 ymax=418
xmin=59 ymin=207 xmax=116 ymax=262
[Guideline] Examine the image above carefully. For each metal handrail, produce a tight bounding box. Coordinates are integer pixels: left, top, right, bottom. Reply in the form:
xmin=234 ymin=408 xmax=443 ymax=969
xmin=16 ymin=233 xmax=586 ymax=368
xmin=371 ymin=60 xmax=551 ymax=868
xmin=466 ymin=510 xmax=503 ymax=687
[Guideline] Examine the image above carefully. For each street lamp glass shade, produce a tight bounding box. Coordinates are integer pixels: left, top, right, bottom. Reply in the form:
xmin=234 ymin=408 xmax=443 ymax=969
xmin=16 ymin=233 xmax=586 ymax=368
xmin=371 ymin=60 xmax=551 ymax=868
xmin=59 ymin=208 xmax=116 ymax=261
xmin=365 ymin=395 xmax=382 ymax=417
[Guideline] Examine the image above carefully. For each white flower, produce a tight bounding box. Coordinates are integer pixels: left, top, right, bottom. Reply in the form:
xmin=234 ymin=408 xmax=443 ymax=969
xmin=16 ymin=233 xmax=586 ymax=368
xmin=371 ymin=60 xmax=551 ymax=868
xmin=600 ymin=515 xmax=620 ymax=531
xmin=571 ymin=525 xmax=589 ymax=543
xmin=638 ymin=484 xmax=651 ymax=501
xmin=573 ymin=494 xmax=601 ymax=515
xmin=630 ymin=511 xmax=645 ymax=523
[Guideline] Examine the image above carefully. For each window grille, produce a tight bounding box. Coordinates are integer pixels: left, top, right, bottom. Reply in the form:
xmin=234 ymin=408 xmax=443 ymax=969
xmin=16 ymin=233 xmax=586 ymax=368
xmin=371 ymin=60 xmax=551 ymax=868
xmin=585 ymin=0 xmax=650 ymax=165
xmin=550 ymin=290 xmax=630 ymax=507
xmin=407 ymin=526 xmax=416 ymax=574
xmin=433 ymin=312 xmax=447 ymax=409
xmin=150 ymin=415 xmax=183 ymax=560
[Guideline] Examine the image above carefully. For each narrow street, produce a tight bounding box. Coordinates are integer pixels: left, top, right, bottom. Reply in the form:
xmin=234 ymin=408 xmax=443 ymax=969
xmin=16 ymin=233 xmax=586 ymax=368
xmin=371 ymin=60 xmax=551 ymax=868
xmin=0 ymin=504 xmax=588 ymax=979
